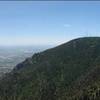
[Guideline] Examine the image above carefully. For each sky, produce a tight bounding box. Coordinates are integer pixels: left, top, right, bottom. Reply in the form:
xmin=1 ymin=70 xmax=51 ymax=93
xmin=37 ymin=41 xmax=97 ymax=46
xmin=0 ymin=1 xmax=100 ymax=46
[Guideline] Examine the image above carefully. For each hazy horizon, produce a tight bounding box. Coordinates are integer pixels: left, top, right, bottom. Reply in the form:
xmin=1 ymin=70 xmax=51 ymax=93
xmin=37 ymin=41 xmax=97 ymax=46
xmin=0 ymin=1 xmax=100 ymax=46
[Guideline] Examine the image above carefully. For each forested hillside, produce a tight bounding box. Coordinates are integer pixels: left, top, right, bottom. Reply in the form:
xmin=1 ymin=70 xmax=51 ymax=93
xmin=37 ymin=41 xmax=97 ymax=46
xmin=0 ymin=37 xmax=100 ymax=100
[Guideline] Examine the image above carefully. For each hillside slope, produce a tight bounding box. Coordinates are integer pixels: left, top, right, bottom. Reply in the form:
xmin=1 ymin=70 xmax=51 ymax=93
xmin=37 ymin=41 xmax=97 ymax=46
xmin=0 ymin=37 xmax=100 ymax=100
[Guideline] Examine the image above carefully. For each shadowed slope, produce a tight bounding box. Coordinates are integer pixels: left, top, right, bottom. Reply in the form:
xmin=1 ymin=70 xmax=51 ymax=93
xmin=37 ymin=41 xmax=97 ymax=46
xmin=0 ymin=37 xmax=100 ymax=100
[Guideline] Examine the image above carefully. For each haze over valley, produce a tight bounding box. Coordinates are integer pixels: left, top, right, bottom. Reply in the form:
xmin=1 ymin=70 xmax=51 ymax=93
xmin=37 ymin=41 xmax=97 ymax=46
xmin=0 ymin=45 xmax=52 ymax=75
xmin=0 ymin=1 xmax=100 ymax=100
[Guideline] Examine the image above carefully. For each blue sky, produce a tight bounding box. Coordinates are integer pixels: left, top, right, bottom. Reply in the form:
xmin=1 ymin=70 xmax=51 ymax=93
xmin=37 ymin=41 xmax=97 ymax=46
xmin=0 ymin=1 xmax=100 ymax=46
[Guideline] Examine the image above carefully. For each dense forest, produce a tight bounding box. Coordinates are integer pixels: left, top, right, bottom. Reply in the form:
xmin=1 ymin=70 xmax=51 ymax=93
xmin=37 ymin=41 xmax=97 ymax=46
xmin=0 ymin=37 xmax=100 ymax=100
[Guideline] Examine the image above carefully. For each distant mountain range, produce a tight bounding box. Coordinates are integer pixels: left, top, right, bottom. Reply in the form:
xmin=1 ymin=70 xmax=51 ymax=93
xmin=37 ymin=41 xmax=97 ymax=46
xmin=0 ymin=37 xmax=100 ymax=100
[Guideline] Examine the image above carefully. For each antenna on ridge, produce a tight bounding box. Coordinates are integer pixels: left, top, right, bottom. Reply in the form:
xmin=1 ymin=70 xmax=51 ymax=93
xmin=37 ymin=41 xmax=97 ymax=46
xmin=85 ymin=30 xmax=90 ymax=37
xmin=86 ymin=30 xmax=88 ymax=37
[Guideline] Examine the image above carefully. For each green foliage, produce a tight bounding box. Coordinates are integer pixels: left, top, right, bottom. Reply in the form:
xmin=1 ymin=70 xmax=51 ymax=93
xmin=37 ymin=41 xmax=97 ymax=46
xmin=0 ymin=37 xmax=100 ymax=100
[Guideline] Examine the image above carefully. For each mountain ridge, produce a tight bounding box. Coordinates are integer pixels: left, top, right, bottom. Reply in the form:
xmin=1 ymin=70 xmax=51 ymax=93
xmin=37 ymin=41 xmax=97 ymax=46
xmin=0 ymin=37 xmax=100 ymax=100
